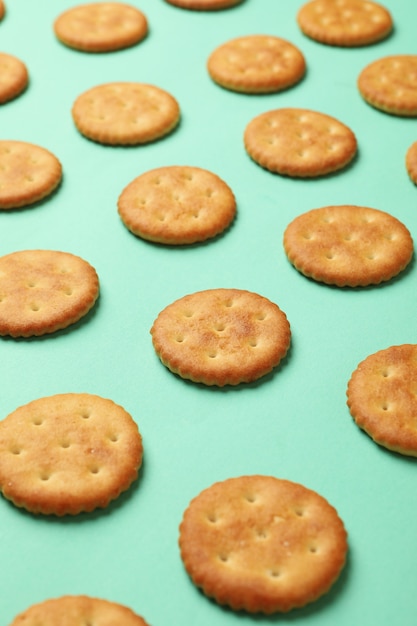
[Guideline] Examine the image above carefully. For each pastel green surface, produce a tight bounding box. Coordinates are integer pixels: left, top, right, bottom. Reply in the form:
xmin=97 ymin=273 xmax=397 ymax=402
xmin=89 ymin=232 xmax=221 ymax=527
xmin=1 ymin=0 xmax=416 ymax=624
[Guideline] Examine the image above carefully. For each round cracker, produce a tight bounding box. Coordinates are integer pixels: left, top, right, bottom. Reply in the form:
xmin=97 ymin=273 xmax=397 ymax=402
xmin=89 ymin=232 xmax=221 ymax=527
xmin=207 ymin=35 xmax=305 ymax=94
xmin=54 ymin=2 xmax=148 ymax=53
xmin=0 ymin=393 xmax=143 ymax=516
xmin=0 ymin=53 xmax=28 ymax=104
xmin=72 ymin=82 xmax=180 ymax=145
xmin=118 ymin=165 xmax=236 ymax=244
xmin=0 ymin=249 xmax=99 ymax=337
xmin=179 ymin=475 xmax=348 ymax=613
xmin=0 ymin=140 xmax=62 ymax=209
xmin=151 ymin=288 xmax=291 ymax=386
xmin=347 ymin=345 xmax=417 ymax=456
xmin=283 ymin=205 xmax=413 ymax=287
xmin=10 ymin=595 xmax=150 ymax=625
xmin=164 ymin=0 xmax=243 ymax=10
xmin=244 ymin=107 xmax=357 ymax=177
xmin=297 ymin=0 xmax=393 ymax=47
xmin=358 ymin=55 xmax=417 ymax=117
xmin=405 ymin=140 xmax=417 ymax=184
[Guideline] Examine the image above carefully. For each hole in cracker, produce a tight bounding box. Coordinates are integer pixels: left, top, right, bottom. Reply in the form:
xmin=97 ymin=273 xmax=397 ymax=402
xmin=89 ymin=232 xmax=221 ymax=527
xmin=218 ymin=553 xmax=229 ymax=563
xmin=32 ymin=417 xmax=44 ymax=426
xmin=109 ymin=433 xmax=120 ymax=442
xmin=40 ymin=472 xmax=50 ymax=481
xmin=245 ymin=494 xmax=256 ymax=503
xmin=208 ymin=351 xmax=218 ymax=359
xmin=294 ymin=507 xmax=304 ymax=517
xmin=214 ymin=323 xmax=226 ymax=332
xmin=80 ymin=410 xmax=91 ymax=419
xmin=256 ymin=529 xmax=268 ymax=539
xmin=61 ymin=441 xmax=71 ymax=449
xmin=269 ymin=569 xmax=281 ymax=578
xmin=90 ymin=466 xmax=100 ymax=475
xmin=183 ymin=310 xmax=194 ymax=318
xmin=175 ymin=335 xmax=184 ymax=343
xmin=381 ymin=403 xmax=390 ymax=411
xmin=30 ymin=303 xmax=40 ymax=312
xmin=309 ymin=545 xmax=318 ymax=554
xmin=10 ymin=446 xmax=22 ymax=455
xmin=63 ymin=287 xmax=73 ymax=296
xmin=207 ymin=513 xmax=217 ymax=523
xmin=27 ymin=281 xmax=36 ymax=288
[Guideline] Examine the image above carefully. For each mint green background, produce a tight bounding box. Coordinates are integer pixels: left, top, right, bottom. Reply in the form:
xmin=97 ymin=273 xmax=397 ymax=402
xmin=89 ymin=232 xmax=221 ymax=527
xmin=1 ymin=0 xmax=416 ymax=624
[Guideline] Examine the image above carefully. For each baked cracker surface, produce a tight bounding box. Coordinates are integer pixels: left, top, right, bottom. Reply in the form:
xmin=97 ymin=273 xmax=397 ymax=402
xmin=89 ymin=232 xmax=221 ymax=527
xmin=151 ymin=288 xmax=291 ymax=386
xmin=179 ymin=475 xmax=348 ymax=613
xmin=0 ymin=393 xmax=143 ymax=515
xmin=347 ymin=345 xmax=417 ymax=456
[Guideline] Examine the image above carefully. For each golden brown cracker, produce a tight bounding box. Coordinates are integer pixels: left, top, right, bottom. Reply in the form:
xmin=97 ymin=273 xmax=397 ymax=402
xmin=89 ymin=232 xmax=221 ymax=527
xmin=283 ymin=205 xmax=413 ymax=287
xmin=179 ymin=475 xmax=348 ymax=613
xmin=207 ymin=35 xmax=305 ymax=94
xmin=118 ymin=165 xmax=236 ymax=244
xmin=54 ymin=2 xmax=148 ymax=53
xmin=10 ymin=595 xmax=150 ymax=625
xmin=72 ymin=81 xmax=180 ymax=145
xmin=405 ymin=140 xmax=417 ymax=184
xmin=151 ymin=288 xmax=291 ymax=386
xmin=0 ymin=249 xmax=99 ymax=337
xmin=0 ymin=53 xmax=28 ymax=104
xmin=347 ymin=345 xmax=417 ymax=456
xmin=0 ymin=140 xmax=62 ymax=209
xmin=358 ymin=55 xmax=417 ymax=117
xmin=244 ymin=107 xmax=357 ymax=177
xmin=0 ymin=393 xmax=143 ymax=515
xmin=297 ymin=0 xmax=392 ymax=47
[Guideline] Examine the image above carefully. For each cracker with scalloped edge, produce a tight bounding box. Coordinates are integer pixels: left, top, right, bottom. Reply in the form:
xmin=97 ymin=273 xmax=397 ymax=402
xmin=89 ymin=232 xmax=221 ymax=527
xmin=0 ymin=249 xmax=99 ymax=336
xmin=54 ymin=2 xmax=148 ymax=53
xmin=405 ymin=140 xmax=417 ymax=184
xmin=207 ymin=35 xmax=305 ymax=94
xmin=179 ymin=475 xmax=348 ymax=613
xmin=347 ymin=344 xmax=417 ymax=456
xmin=151 ymin=288 xmax=291 ymax=386
xmin=297 ymin=0 xmax=392 ymax=47
xmin=0 ymin=141 xmax=62 ymax=209
xmin=244 ymin=107 xmax=357 ymax=177
xmin=283 ymin=205 xmax=413 ymax=286
xmin=358 ymin=55 xmax=417 ymax=117
xmin=9 ymin=595 xmax=150 ymax=625
xmin=72 ymin=82 xmax=180 ymax=145
xmin=0 ymin=53 xmax=28 ymax=104
xmin=118 ymin=165 xmax=236 ymax=244
xmin=0 ymin=393 xmax=143 ymax=516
